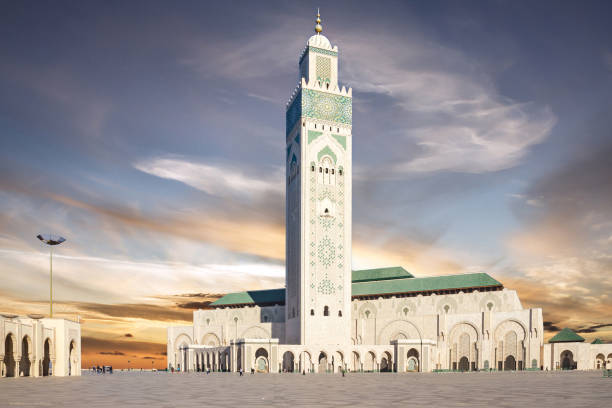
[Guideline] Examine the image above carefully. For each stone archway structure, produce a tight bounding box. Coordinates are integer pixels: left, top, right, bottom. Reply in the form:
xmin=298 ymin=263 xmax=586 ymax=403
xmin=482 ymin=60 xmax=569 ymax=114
xmin=255 ymin=348 xmax=269 ymax=373
xmin=494 ymin=319 xmax=527 ymax=371
xmin=561 ymin=350 xmax=575 ymax=370
xmin=201 ymin=332 xmax=221 ymax=347
xmin=380 ymin=351 xmax=392 ymax=372
xmin=407 ymin=348 xmax=419 ymax=372
xmin=68 ymin=340 xmax=79 ymax=376
xmin=449 ymin=322 xmax=479 ymax=371
xmin=378 ymin=319 xmax=422 ymax=345
xmin=240 ymin=325 xmax=270 ymax=339
xmin=20 ymin=335 xmax=32 ymax=377
xmin=42 ymin=338 xmax=52 ymax=376
xmin=282 ymin=351 xmax=295 ymax=372
xmin=173 ymin=334 xmax=192 ymax=372
xmin=3 ymin=333 xmax=16 ymax=377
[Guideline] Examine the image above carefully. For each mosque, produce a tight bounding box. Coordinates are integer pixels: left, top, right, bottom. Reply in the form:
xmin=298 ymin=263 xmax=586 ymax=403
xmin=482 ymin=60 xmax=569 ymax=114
xmin=167 ymin=13 xmax=612 ymax=374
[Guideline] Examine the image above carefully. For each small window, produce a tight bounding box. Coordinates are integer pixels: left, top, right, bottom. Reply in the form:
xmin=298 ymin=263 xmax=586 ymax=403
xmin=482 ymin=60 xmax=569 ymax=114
xmin=338 ymin=310 xmax=342 ymax=317
xmin=487 ymin=302 xmax=494 ymax=311
xmin=311 ymin=165 xmax=315 ymax=172
xmin=314 ymin=124 xmax=317 ymax=129
xmin=310 ymin=309 xmax=315 ymax=316
xmin=325 ymin=168 xmax=328 ymax=174
xmin=337 ymin=128 xmax=339 ymax=132
xmin=339 ymin=169 xmax=343 ymax=176
xmin=303 ymin=122 xmax=306 ymax=127
xmin=319 ymin=167 xmax=322 ymax=173
xmin=263 ymin=315 xmax=268 ymax=322
xmin=331 ymin=169 xmax=334 ymax=175
xmin=324 ymin=306 xmax=329 ymax=316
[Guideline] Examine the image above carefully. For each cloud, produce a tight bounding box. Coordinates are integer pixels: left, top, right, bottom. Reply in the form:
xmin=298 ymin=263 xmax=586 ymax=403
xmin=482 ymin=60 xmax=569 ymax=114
xmin=124 ymin=333 xmax=134 ymax=338
xmin=341 ymin=31 xmax=556 ymax=174
xmin=133 ymin=156 xmax=283 ymax=198
xmin=99 ymin=351 xmax=125 ymax=356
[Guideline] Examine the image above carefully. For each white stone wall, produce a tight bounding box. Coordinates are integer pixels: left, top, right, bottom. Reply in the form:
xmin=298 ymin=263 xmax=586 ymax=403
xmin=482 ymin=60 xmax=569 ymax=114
xmin=1 ymin=316 xmax=81 ymax=377
xmin=167 ymin=287 xmax=549 ymax=373
xmin=543 ymin=342 xmax=612 ymax=370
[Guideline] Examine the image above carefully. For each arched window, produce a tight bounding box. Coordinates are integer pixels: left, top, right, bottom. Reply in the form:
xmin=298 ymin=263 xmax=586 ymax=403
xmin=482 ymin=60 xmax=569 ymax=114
xmin=324 ymin=306 xmax=329 ymax=316
xmin=310 ymin=309 xmax=315 ymax=316
xmin=338 ymin=310 xmax=342 ymax=317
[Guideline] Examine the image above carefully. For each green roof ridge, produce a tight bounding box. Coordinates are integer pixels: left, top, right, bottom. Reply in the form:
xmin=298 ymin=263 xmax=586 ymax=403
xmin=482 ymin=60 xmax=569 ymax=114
xmin=212 ymin=272 xmax=503 ymax=307
xmin=549 ymin=328 xmax=585 ymax=343
xmin=211 ymin=288 xmax=285 ymax=306
xmin=591 ymin=338 xmax=603 ymax=344
xmin=351 ymin=266 xmax=414 ymax=283
xmin=352 ymin=272 xmax=502 ymax=297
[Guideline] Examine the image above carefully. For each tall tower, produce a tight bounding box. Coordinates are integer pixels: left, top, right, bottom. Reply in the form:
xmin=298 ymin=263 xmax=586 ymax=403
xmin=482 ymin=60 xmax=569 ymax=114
xmin=285 ymin=11 xmax=352 ymax=345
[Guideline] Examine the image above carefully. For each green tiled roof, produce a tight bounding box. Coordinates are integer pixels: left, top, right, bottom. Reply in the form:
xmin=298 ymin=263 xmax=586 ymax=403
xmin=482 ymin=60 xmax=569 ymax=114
xmin=211 ymin=288 xmax=285 ymax=307
xmin=549 ymin=328 xmax=585 ymax=343
xmin=352 ymin=272 xmax=502 ymax=297
xmin=351 ymin=266 xmax=414 ymax=283
xmin=212 ymin=271 xmax=503 ymax=307
xmin=591 ymin=338 xmax=603 ymax=344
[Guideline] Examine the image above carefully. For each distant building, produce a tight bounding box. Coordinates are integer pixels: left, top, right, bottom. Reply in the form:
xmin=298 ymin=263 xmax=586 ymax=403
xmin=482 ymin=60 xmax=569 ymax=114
xmin=543 ymin=328 xmax=612 ymax=370
xmin=167 ymin=13 xmax=609 ymax=374
xmin=1 ymin=314 xmax=81 ymax=377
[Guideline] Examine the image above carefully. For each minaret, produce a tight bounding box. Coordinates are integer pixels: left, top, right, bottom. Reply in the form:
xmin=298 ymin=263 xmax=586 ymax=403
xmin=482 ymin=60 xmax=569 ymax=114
xmin=285 ymin=11 xmax=352 ymax=345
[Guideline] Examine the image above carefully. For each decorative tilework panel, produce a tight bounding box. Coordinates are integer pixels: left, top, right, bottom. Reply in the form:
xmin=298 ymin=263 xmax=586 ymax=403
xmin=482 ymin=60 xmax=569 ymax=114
xmin=332 ymin=134 xmax=346 ymax=150
xmin=302 ymin=89 xmax=352 ymax=125
xmin=308 ymin=130 xmax=323 ymax=144
xmin=316 ymin=56 xmax=331 ymax=83
xmin=317 ymin=145 xmax=337 ymax=164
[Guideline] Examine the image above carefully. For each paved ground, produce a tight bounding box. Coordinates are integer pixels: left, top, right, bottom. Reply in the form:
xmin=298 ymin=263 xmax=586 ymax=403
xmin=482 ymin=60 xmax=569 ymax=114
xmin=0 ymin=370 xmax=610 ymax=407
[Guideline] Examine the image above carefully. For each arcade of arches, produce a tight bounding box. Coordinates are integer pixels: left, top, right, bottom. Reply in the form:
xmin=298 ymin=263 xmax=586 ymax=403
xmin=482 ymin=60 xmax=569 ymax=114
xmin=1 ymin=315 xmax=81 ymax=378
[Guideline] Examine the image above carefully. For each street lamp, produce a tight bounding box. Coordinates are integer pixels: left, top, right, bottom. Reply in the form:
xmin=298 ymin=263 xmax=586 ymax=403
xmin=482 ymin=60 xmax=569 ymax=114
xmin=36 ymin=234 xmax=66 ymax=318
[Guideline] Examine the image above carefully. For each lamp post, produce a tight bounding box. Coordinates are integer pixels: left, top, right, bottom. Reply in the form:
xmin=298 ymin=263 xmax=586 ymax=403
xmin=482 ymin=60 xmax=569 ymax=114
xmin=36 ymin=234 xmax=66 ymax=318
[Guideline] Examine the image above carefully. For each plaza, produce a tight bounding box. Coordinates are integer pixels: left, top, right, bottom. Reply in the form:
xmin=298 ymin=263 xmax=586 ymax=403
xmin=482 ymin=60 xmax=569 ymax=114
xmin=0 ymin=370 xmax=610 ymax=407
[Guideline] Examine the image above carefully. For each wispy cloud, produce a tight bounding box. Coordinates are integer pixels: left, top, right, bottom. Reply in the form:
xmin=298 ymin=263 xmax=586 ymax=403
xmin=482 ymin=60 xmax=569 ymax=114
xmin=342 ymin=31 xmax=556 ymax=174
xmin=134 ymin=156 xmax=283 ymax=197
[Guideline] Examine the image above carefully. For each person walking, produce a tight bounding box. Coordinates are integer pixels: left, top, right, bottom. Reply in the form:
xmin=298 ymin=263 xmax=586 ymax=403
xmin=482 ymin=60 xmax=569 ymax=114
xmin=239 ymin=368 xmax=243 ymax=376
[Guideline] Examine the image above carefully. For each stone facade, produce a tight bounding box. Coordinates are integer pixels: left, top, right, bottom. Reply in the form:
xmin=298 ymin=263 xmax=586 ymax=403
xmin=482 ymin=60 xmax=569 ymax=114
xmin=1 ymin=315 xmax=81 ymax=377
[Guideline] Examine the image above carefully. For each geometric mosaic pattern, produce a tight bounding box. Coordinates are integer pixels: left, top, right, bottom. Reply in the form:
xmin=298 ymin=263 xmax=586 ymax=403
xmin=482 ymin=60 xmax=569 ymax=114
xmin=316 ymin=56 xmax=331 ymax=84
xmin=286 ymin=88 xmax=352 ymax=136
xmin=302 ymin=89 xmax=352 ymax=125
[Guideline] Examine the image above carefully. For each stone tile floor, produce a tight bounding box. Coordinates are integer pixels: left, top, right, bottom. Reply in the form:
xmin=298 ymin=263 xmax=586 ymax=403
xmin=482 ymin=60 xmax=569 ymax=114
xmin=0 ymin=370 xmax=610 ymax=407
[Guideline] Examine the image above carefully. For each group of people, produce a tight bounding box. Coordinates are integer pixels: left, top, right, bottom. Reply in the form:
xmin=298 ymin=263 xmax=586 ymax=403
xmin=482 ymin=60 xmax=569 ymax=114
xmin=91 ymin=365 xmax=112 ymax=374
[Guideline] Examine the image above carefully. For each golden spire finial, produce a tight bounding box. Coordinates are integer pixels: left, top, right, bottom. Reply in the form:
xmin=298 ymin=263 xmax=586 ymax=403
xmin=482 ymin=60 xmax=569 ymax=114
xmin=315 ymin=8 xmax=322 ymax=34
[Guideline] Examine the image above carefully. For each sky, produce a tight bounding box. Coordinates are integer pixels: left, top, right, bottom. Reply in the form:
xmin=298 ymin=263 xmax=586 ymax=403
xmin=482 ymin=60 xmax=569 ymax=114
xmin=1 ymin=0 xmax=611 ymax=369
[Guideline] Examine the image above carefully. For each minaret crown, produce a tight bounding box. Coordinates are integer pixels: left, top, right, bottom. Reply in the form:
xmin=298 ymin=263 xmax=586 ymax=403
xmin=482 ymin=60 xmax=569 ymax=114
xmin=315 ymin=9 xmax=323 ymax=33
